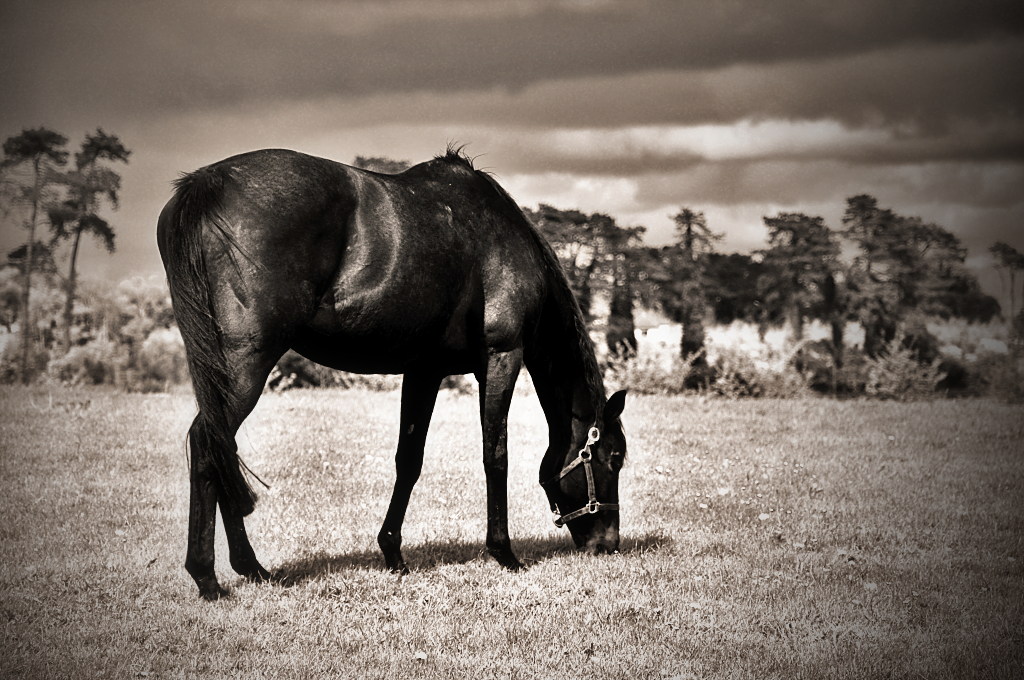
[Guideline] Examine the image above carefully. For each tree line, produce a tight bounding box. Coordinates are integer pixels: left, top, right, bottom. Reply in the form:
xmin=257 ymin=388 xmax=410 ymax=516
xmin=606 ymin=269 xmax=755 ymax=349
xmin=2 ymin=146 xmax=1020 ymax=393
xmin=529 ymin=198 xmax=1006 ymax=357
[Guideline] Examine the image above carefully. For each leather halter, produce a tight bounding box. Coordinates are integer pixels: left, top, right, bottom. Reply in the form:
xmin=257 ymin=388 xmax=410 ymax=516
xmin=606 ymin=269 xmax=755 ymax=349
xmin=543 ymin=426 xmax=618 ymax=528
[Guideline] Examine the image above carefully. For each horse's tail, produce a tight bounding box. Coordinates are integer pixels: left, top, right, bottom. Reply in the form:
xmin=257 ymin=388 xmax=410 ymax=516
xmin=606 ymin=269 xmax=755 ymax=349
xmin=162 ymin=165 xmax=258 ymax=517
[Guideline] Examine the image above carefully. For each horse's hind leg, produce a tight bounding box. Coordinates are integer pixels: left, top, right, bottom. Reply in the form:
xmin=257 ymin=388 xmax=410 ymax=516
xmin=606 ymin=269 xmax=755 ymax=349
xmin=222 ymin=510 xmax=269 ymax=582
xmin=184 ymin=417 xmax=225 ymax=599
xmin=186 ymin=345 xmax=281 ymax=599
xmin=378 ymin=371 xmax=442 ymax=573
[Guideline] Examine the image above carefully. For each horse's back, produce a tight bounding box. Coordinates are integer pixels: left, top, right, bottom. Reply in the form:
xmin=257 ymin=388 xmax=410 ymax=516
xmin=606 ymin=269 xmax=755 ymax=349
xmin=300 ymin=153 xmax=548 ymax=373
xmin=163 ymin=148 xmax=549 ymax=375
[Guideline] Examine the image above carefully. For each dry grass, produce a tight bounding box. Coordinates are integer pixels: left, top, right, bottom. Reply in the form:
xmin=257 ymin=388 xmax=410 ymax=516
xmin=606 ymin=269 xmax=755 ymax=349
xmin=1 ymin=386 xmax=1022 ymax=678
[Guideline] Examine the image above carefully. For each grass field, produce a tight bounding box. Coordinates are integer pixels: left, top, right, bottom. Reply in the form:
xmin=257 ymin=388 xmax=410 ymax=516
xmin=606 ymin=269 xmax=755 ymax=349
xmin=1 ymin=385 xmax=1022 ymax=679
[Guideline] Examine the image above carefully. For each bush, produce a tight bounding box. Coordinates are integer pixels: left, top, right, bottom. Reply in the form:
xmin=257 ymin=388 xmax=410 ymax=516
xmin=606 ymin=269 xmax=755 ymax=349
xmin=129 ymin=327 xmax=189 ymax=392
xmin=862 ymin=332 xmax=946 ymax=400
xmin=935 ymin=356 xmax=971 ymax=394
xmin=266 ymin=350 xmax=401 ymax=392
xmin=963 ymin=352 xmax=1024 ymax=402
xmin=832 ymin=349 xmax=870 ymax=395
xmin=47 ymin=336 xmax=125 ymax=386
xmin=709 ymin=347 xmax=809 ymax=399
xmin=900 ymin=316 xmax=941 ymax=364
xmin=791 ymin=342 xmax=878 ymax=396
xmin=792 ymin=340 xmax=840 ymax=393
xmin=0 ymin=335 xmax=50 ymax=384
xmin=604 ymin=351 xmax=698 ymax=395
xmin=440 ymin=374 xmax=476 ymax=394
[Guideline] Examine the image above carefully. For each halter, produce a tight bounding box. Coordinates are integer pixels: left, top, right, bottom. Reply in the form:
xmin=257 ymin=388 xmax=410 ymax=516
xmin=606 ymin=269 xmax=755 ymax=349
xmin=543 ymin=426 xmax=618 ymax=528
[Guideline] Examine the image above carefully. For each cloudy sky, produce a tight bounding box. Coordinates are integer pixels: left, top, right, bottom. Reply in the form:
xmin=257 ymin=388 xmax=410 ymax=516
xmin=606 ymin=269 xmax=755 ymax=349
xmin=2 ymin=0 xmax=1023 ymax=300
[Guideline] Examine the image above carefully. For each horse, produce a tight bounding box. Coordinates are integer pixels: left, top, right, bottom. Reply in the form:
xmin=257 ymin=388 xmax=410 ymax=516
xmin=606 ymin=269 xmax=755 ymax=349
xmin=157 ymin=146 xmax=628 ymax=600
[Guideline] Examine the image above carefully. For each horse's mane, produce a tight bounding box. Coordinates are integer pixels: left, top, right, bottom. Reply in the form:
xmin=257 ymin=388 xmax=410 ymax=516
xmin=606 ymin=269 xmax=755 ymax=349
xmin=458 ymin=150 xmax=607 ymax=414
xmin=433 ymin=143 xmax=477 ymax=171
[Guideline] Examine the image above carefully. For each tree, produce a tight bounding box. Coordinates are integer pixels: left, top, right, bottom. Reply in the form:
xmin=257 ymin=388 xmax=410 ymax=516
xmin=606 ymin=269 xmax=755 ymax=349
xmin=6 ymin=240 xmax=60 ymax=279
xmin=629 ymin=208 xmax=720 ymax=385
xmin=0 ymin=267 xmax=20 ymax=332
xmin=654 ymin=246 xmax=707 ymax=367
xmin=990 ymin=242 xmax=1024 ymax=319
xmin=667 ymin=207 xmax=720 ymax=373
xmin=527 ymin=204 xmax=646 ymax=355
xmin=49 ymin=129 xmax=130 ymax=352
xmin=2 ymin=128 xmax=68 ymax=382
xmin=843 ymin=195 xmax=928 ymax=356
xmin=703 ymin=253 xmax=767 ymax=324
xmin=603 ymin=224 xmax=646 ymax=357
xmin=907 ymin=223 xmax=998 ymax=322
xmin=842 ymin=194 xmax=996 ymax=356
xmin=756 ymin=213 xmax=841 ymax=341
xmin=526 ymin=204 xmax=609 ymax=321
xmin=672 ymin=207 xmax=720 ymax=261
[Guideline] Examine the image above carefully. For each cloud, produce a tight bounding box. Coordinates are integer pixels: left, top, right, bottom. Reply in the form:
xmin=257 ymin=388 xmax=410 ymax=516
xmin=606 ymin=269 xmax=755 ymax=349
xmin=2 ymin=0 xmax=1022 ymax=287
xmin=3 ymin=0 xmax=1022 ymax=130
xmin=632 ymin=158 xmax=1024 ymax=211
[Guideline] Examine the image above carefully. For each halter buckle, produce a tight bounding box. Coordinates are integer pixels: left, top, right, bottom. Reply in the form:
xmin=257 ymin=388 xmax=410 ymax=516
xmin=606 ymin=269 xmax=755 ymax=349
xmin=586 ymin=501 xmax=600 ymax=514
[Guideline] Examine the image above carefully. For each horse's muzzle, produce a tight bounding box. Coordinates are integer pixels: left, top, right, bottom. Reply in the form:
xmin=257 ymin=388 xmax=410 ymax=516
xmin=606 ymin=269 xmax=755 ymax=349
xmin=584 ymin=540 xmax=619 ymax=555
xmin=574 ymin=522 xmax=619 ymax=555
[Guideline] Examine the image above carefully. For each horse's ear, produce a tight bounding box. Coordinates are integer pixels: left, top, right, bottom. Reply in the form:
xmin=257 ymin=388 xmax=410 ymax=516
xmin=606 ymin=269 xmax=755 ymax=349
xmin=605 ymin=389 xmax=627 ymax=420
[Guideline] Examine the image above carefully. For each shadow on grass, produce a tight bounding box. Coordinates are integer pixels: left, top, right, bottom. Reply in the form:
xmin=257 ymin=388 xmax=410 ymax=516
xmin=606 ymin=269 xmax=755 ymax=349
xmin=271 ymin=532 xmax=673 ymax=586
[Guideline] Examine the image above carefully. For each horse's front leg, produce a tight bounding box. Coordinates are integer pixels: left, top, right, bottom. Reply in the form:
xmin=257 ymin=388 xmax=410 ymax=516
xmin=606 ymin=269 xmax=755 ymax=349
xmin=378 ymin=371 xmax=442 ymax=574
xmin=478 ymin=347 xmax=524 ymax=571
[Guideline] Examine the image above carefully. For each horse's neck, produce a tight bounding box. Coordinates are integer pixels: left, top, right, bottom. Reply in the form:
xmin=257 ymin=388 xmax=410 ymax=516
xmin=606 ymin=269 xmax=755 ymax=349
xmin=531 ymin=317 xmax=605 ymax=449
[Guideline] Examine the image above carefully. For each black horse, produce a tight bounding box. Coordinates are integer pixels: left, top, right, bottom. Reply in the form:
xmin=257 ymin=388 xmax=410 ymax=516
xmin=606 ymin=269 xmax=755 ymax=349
xmin=157 ymin=147 xmax=628 ymax=599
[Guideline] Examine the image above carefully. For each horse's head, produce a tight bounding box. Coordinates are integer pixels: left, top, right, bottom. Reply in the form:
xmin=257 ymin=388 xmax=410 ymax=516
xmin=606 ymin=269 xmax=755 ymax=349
xmin=547 ymin=389 xmax=628 ymax=554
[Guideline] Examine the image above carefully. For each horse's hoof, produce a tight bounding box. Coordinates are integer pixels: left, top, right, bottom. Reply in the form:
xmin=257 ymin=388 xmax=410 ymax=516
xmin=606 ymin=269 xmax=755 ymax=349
xmin=231 ymin=556 xmax=271 ymax=581
xmin=238 ymin=564 xmax=272 ymax=582
xmin=197 ymin=582 xmax=230 ymax=601
xmin=385 ymin=561 xmax=410 ymax=576
xmin=489 ymin=549 xmax=525 ymax=572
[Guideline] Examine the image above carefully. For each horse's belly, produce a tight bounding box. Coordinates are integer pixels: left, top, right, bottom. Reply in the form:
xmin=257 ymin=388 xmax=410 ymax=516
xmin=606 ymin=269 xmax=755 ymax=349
xmin=292 ymin=291 xmax=478 ymax=375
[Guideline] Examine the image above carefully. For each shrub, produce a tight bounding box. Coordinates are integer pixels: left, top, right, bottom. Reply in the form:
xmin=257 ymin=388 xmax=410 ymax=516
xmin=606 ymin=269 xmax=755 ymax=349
xmin=266 ymin=350 xmax=401 ymax=392
xmin=862 ymin=332 xmax=946 ymax=400
xmin=900 ymin=316 xmax=941 ymax=364
xmin=440 ymin=374 xmax=476 ymax=394
xmin=0 ymin=336 xmax=49 ymax=384
xmin=709 ymin=347 xmax=809 ymax=399
xmin=129 ymin=327 xmax=189 ymax=392
xmin=266 ymin=350 xmax=331 ymax=390
xmin=332 ymin=372 xmax=402 ymax=392
xmin=604 ymin=351 xmax=697 ymax=395
xmin=47 ymin=336 xmax=125 ymax=386
xmin=792 ymin=340 xmax=840 ymax=393
xmin=963 ymin=351 xmax=1024 ymax=402
xmin=832 ymin=349 xmax=870 ymax=395
xmin=935 ymin=356 xmax=971 ymax=394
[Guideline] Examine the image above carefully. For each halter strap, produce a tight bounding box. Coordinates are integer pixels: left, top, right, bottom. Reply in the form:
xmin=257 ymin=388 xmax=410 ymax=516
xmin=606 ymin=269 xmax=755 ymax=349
xmin=543 ymin=426 xmax=618 ymax=527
